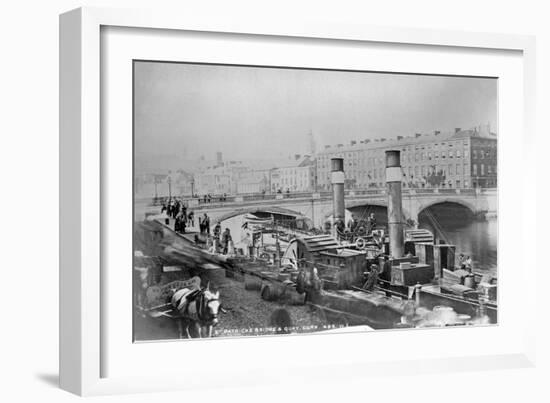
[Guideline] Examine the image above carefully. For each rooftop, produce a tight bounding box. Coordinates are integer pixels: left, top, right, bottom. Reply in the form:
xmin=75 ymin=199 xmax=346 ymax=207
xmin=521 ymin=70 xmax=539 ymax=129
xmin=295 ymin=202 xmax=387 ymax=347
xmin=319 ymin=125 xmax=497 ymax=154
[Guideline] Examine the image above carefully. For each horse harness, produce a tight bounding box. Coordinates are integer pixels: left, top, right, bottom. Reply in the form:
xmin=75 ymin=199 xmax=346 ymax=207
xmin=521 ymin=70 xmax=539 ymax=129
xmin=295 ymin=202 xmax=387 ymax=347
xmin=175 ymin=289 xmax=219 ymax=324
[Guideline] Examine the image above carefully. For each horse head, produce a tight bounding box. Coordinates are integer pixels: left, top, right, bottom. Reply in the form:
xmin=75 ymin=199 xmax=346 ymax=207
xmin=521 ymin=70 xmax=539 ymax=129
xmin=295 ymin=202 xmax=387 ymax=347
xmin=203 ymin=289 xmax=221 ymax=326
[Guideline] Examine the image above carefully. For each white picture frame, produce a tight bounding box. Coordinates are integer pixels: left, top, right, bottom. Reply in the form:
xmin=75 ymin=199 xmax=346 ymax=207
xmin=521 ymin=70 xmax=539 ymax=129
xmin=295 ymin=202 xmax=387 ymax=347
xmin=60 ymin=6 xmax=537 ymax=396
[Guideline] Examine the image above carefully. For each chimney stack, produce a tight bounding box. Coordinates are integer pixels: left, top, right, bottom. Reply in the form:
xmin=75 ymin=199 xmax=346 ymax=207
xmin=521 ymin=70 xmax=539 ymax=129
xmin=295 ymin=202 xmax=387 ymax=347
xmin=385 ymin=150 xmax=404 ymax=258
xmin=455 ymin=128 xmax=461 ymax=134
xmin=331 ymin=158 xmax=345 ymax=236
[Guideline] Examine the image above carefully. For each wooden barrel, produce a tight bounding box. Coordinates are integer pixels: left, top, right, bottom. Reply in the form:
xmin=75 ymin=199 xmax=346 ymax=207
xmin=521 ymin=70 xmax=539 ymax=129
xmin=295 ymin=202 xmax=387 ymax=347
xmin=244 ymin=273 xmax=262 ymax=291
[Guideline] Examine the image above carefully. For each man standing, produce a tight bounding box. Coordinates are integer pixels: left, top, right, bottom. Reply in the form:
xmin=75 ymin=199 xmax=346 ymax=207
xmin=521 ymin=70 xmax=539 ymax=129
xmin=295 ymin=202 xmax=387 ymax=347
xmin=181 ymin=203 xmax=187 ymax=225
xmin=222 ymin=228 xmax=232 ymax=255
xmin=213 ymin=222 xmax=221 ymax=241
xmin=465 ymin=256 xmax=473 ymax=272
xmin=203 ymin=213 xmax=210 ymax=235
xmin=188 ymin=210 xmax=194 ymax=228
xmin=243 ymin=232 xmax=253 ymax=257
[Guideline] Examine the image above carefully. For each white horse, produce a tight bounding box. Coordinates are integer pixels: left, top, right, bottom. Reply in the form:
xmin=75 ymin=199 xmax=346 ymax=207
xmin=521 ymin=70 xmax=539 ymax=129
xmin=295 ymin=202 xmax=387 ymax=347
xmin=171 ymin=283 xmax=222 ymax=338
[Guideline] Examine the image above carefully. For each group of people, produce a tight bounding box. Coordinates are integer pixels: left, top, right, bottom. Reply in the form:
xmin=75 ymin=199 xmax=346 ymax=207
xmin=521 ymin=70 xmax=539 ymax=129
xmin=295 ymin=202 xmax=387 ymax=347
xmin=206 ymin=223 xmax=233 ymax=255
xmin=199 ymin=193 xmax=228 ymax=204
xmin=161 ymin=198 xmax=186 ymax=219
xmin=159 ymin=197 xmax=252 ymax=257
xmin=161 ymin=199 xmax=195 ymax=234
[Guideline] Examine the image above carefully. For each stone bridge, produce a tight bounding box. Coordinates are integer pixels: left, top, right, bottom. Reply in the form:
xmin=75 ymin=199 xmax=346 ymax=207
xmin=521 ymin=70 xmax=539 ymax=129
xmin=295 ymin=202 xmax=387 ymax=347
xmin=144 ymin=188 xmax=497 ymax=228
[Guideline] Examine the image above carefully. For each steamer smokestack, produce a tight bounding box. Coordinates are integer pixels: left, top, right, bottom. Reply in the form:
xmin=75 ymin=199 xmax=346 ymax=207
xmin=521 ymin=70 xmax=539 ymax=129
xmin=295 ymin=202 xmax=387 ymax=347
xmin=331 ymin=158 xmax=345 ymax=234
xmin=385 ymin=150 xmax=404 ymax=258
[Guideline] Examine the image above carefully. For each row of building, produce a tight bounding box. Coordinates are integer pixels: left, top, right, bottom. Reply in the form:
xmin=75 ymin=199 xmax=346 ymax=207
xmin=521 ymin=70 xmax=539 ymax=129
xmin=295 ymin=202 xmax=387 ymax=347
xmin=316 ymin=124 xmax=497 ymax=190
xmin=134 ymin=154 xmax=316 ymax=198
xmin=134 ymin=124 xmax=497 ymax=198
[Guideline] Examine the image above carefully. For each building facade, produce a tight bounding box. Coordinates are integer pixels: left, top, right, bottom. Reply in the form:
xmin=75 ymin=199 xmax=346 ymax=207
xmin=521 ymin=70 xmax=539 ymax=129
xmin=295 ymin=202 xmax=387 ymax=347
xmin=236 ymin=169 xmax=271 ymax=194
xmin=316 ymin=125 xmax=497 ymax=190
xmin=270 ymin=155 xmax=316 ymax=193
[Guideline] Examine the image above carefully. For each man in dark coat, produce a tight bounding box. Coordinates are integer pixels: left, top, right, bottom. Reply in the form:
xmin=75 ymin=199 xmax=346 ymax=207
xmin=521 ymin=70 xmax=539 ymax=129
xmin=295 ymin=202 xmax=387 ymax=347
xmin=203 ymin=213 xmax=210 ymax=235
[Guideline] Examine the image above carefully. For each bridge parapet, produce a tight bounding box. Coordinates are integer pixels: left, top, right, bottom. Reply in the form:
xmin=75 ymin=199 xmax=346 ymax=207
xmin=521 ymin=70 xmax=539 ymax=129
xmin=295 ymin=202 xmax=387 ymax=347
xmin=136 ymin=188 xmax=497 ymax=227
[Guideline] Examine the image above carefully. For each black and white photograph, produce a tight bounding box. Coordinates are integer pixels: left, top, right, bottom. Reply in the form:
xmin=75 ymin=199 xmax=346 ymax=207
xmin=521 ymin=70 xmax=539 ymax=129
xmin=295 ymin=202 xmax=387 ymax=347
xmin=132 ymin=61 xmax=498 ymax=341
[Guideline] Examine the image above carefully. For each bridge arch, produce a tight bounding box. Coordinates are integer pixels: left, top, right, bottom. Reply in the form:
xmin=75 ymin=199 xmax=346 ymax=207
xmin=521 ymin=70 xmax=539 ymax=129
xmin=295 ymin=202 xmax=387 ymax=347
xmin=212 ymin=205 xmax=307 ymax=223
xmin=417 ymin=198 xmax=478 ymax=218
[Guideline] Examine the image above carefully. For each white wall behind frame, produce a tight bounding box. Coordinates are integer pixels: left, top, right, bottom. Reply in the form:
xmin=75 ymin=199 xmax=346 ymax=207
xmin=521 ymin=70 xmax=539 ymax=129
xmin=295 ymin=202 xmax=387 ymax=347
xmin=0 ymin=0 xmax=547 ymax=402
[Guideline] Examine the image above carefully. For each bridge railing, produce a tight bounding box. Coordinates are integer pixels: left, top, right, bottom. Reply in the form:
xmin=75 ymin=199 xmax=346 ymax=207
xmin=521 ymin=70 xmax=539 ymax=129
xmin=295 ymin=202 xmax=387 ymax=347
xmin=137 ymin=187 xmax=496 ymax=208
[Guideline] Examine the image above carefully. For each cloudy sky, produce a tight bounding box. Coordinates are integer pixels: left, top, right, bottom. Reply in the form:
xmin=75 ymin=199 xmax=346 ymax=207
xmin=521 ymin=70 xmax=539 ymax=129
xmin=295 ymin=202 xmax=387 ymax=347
xmin=134 ymin=61 xmax=497 ymax=163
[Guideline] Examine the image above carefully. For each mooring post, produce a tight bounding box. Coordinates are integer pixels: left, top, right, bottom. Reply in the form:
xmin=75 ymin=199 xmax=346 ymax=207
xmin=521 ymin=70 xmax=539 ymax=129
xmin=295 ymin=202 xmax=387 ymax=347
xmin=331 ymin=158 xmax=346 ymax=237
xmin=414 ymin=283 xmax=422 ymax=306
xmin=385 ymin=150 xmax=404 ymax=258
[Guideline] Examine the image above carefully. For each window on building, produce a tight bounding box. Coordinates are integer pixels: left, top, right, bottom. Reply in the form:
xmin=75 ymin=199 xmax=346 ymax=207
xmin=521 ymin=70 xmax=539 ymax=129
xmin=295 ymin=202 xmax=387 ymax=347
xmin=456 ymin=164 xmax=461 ymax=174
xmin=449 ymin=150 xmax=453 ymax=158
xmin=473 ymin=150 xmax=477 ymax=159
xmin=456 ymin=150 xmax=461 ymax=158
xmin=481 ymin=164 xmax=485 ymax=175
xmin=449 ymin=164 xmax=454 ymax=175
xmin=464 ymin=150 xmax=469 ymax=159
xmin=488 ymin=165 xmax=492 ymax=174
xmin=473 ymin=164 xmax=477 ymax=175
xmin=428 ymin=152 xmax=432 ymax=160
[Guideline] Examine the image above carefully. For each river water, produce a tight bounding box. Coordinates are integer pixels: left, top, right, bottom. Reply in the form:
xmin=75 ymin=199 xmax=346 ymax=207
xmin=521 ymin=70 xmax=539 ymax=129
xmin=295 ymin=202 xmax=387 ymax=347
xmin=418 ymin=206 xmax=498 ymax=276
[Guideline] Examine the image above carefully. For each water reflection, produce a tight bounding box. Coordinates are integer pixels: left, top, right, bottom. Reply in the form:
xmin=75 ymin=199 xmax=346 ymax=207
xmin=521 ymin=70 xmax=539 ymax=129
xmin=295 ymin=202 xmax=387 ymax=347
xmin=419 ymin=205 xmax=497 ymax=275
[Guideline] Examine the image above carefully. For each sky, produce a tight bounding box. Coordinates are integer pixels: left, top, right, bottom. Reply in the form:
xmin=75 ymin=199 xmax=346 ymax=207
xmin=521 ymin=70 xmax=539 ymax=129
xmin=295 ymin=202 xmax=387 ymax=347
xmin=134 ymin=61 xmax=497 ymax=165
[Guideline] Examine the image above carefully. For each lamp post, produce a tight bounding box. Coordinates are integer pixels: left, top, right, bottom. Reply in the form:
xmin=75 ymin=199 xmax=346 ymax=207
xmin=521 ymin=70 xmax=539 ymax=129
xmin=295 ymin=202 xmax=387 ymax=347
xmin=168 ymin=176 xmax=172 ymax=200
